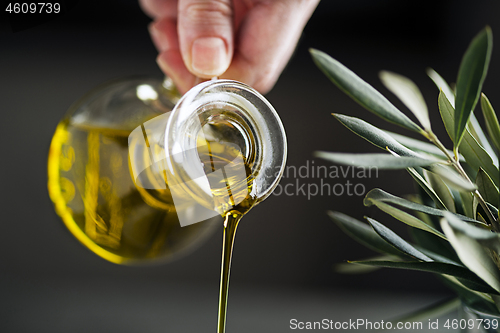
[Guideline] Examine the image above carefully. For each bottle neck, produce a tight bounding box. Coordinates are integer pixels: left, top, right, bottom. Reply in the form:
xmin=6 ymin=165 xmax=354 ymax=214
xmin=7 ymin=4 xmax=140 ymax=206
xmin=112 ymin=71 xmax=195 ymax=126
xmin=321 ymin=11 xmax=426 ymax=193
xmin=129 ymin=79 xmax=287 ymax=218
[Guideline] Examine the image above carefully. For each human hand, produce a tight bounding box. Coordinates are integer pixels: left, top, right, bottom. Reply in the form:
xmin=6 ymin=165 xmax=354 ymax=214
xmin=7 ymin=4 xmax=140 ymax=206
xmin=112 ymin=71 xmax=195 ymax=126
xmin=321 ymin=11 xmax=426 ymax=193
xmin=140 ymin=0 xmax=319 ymax=94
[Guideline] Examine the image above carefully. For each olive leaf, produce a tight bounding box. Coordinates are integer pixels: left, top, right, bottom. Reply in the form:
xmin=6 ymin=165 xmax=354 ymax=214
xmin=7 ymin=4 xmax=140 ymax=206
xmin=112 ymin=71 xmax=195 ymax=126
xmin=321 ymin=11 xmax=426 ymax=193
xmin=407 ymin=167 xmax=447 ymax=210
xmin=441 ymin=212 xmax=500 ymax=293
xmin=424 ymin=170 xmax=456 ymax=212
xmin=468 ymin=115 xmax=498 ymax=161
xmin=481 ymin=93 xmax=500 ymax=152
xmin=438 ymin=91 xmax=499 ymax=187
xmin=365 ymin=200 xmax=446 ymax=240
xmin=438 ymin=90 xmax=458 ymax=143
xmin=428 ymin=68 xmax=496 ymax=158
xmin=445 ymin=212 xmax=500 ymax=253
xmin=327 ymin=211 xmax=403 ymax=257
xmin=454 ymin=26 xmax=493 ymax=147
xmin=366 ymin=217 xmax=432 ymax=261
xmin=379 ymin=70 xmax=431 ymax=130
xmin=414 ymin=245 xmax=462 ymax=266
xmin=349 ymin=260 xmax=498 ymax=294
xmin=309 ymin=49 xmax=423 ymax=132
xmin=429 ymin=164 xmax=477 ymax=192
xmin=386 ymin=131 xmax=461 ymax=161
xmin=411 ymin=228 xmax=462 ymax=265
xmin=487 ymin=203 xmax=499 ymax=220
xmin=427 ymin=68 xmax=455 ymax=106
xmin=335 ymin=254 xmax=398 ymax=274
xmin=476 ymin=167 xmax=499 ymax=206
xmin=314 ymin=152 xmax=435 ymax=169
xmin=460 ymin=134 xmax=500 ymax=188
xmin=459 ymin=192 xmax=475 ymax=219
xmin=332 ymin=114 xmax=421 ymax=157
xmin=364 ymin=188 xmax=480 ymax=224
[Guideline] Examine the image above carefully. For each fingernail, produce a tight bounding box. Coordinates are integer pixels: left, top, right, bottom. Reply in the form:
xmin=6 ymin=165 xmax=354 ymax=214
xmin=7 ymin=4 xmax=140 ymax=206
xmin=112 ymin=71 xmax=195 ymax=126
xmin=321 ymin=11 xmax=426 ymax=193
xmin=191 ymin=37 xmax=229 ymax=77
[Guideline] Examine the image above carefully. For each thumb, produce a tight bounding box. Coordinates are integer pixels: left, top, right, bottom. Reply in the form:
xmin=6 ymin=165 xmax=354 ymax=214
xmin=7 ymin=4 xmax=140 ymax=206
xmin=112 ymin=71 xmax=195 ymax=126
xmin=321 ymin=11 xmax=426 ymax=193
xmin=178 ymin=0 xmax=234 ymax=78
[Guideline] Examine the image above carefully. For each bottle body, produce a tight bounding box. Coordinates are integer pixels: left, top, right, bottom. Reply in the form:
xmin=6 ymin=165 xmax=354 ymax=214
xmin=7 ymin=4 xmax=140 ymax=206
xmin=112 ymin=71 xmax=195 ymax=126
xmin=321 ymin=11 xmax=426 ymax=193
xmin=48 ymin=78 xmax=217 ymax=264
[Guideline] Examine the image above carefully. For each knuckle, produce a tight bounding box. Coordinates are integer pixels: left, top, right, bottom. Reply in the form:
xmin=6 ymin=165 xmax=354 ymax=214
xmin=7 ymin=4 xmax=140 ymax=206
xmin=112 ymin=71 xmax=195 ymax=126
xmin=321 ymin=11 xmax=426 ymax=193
xmin=182 ymin=0 xmax=232 ymax=24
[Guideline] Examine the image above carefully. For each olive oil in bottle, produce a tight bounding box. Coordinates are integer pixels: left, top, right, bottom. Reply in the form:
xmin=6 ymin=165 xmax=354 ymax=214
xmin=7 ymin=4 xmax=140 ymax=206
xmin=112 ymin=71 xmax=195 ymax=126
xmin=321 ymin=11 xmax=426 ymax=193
xmin=48 ymin=120 xmax=218 ymax=264
xmin=48 ymin=116 xmax=259 ymax=265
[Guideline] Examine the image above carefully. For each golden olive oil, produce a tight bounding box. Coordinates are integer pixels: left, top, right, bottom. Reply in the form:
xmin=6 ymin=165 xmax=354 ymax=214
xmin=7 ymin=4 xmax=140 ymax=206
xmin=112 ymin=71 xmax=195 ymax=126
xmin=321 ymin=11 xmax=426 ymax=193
xmin=200 ymin=143 xmax=257 ymax=333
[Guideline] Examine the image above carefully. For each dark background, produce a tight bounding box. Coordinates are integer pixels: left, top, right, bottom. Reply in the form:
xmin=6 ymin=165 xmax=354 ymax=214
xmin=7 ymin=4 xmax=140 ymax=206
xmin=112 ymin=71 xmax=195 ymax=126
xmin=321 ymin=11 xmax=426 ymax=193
xmin=1 ymin=1 xmax=499 ymax=332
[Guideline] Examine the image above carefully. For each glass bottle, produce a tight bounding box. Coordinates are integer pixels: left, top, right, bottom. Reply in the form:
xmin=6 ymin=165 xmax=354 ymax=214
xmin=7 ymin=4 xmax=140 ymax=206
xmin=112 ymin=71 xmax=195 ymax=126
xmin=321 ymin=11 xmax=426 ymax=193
xmin=47 ymin=76 xmax=287 ymax=264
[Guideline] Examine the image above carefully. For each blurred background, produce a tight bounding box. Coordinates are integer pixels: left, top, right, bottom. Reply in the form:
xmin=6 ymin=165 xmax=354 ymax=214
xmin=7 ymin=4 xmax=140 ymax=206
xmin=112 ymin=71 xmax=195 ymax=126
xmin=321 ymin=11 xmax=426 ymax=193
xmin=1 ymin=0 xmax=499 ymax=332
